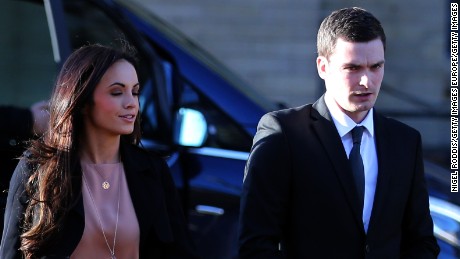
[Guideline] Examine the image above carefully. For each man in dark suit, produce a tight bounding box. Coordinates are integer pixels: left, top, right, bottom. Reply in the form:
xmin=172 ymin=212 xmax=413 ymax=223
xmin=238 ymin=7 xmax=440 ymax=258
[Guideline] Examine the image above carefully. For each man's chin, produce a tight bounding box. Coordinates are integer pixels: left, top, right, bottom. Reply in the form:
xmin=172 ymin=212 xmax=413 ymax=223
xmin=351 ymin=102 xmax=375 ymax=112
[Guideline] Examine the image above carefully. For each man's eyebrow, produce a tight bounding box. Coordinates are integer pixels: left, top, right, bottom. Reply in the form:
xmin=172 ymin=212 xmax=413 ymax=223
xmin=342 ymin=60 xmax=385 ymax=67
xmin=342 ymin=62 xmax=360 ymax=66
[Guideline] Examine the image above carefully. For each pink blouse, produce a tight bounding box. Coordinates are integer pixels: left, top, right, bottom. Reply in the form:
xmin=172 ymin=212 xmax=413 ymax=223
xmin=71 ymin=162 xmax=140 ymax=259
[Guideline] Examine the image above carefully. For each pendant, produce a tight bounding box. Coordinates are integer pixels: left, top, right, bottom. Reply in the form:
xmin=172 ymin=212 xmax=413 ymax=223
xmin=102 ymin=181 xmax=110 ymax=190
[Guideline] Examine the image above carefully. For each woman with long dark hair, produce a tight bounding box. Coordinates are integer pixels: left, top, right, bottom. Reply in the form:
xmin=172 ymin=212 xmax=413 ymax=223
xmin=0 ymin=44 xmax=197 ymax=258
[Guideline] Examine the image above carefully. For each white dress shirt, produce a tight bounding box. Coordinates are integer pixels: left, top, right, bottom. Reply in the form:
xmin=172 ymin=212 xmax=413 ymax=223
xmin=324 ymin=92 xmax=378 ymax=233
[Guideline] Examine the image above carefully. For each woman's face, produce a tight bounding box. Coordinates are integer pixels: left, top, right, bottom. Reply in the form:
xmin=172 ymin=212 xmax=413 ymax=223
xmin=83 ymin=59 xmax=139 ymax=138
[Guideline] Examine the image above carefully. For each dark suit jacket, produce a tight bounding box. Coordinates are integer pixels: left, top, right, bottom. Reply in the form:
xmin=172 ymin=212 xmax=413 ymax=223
xmin=0 ymin=141 xmax=198 ymax=259
xmin=238 ymin=96 xmax=439 ymax=259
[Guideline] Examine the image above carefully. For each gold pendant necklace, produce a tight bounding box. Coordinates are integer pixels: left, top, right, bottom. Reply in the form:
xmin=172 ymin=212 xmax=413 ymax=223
xmin=102 ymin=181 xmax=110 ymax=190
xmin=82 ymin=163 xmax=122 ymax=258
xmin=94 ymin=165 xmax=113 ymax=190
xmin=90 ymin=156 xmax=121 ymax=190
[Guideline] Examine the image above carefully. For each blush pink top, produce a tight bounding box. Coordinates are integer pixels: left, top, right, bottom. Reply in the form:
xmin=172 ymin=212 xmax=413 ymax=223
xmin=71 ymin=162 xmax=140 ymax=259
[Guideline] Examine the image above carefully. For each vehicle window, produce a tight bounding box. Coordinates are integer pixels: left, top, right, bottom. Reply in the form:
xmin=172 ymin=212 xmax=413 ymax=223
xmin=0 ymin=1 xmax=56 ymax=107
xmin=64 ymin=2 xmax=128 ymax=50
xmin=61 ymin=1 xmax=252 ymax=152
xmin=141 ymin=43 xmax=252 ymax=152
xmin=62 ymin=1 xmax=150 ymax=80
xmin=61 ymin=0 xmax=170 ymax=145
xmin=178 ymin=81 xmax=252 ymax=152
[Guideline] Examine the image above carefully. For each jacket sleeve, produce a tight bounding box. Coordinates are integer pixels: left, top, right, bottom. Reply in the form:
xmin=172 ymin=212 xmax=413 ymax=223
xmin=158 ymin=158 xmax=200 ymax=259
xmin=400 ymin=133 xmax=440 ymax=258
xmin=0 ymin=158 xmax=30 ymax=259
xmin=238 ymin=113 xmax=291 ymax=259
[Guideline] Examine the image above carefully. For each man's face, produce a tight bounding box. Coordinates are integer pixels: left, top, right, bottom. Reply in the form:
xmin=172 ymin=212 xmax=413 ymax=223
xmin=317 ymin=38 xmax=385 ymax=123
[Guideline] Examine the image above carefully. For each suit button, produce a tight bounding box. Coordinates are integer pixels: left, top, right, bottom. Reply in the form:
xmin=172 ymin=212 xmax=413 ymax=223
xmin=365 ymin=244 xmax=370 ymax=253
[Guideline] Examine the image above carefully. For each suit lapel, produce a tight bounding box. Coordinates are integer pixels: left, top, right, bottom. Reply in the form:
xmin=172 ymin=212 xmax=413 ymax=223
xmin=120 ymin=142 xmax=174 ymax=243
xmin=311 ymin=96 xmax=364 ymax=231
xmin=121 ymin=143 xmax=155 ymax=243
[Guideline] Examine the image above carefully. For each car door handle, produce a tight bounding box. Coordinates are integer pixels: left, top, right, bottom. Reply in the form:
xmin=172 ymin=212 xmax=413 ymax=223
xmin=195 ymin=205 xmax=225 ymax=216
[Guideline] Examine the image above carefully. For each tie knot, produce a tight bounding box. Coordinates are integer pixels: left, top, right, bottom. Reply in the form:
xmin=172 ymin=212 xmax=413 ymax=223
xmin=351 ymin=126 xmax=364 ymax=145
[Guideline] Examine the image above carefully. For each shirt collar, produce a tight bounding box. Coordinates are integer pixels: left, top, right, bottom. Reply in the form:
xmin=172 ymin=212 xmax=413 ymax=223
xmin=324 ymin=91 xmax=375 ymax=138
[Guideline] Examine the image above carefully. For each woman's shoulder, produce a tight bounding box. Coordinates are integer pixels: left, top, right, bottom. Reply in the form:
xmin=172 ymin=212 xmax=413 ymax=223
xmin=13 ymin=152 xmax=35 ymax=177
xmin=8 ymin=156 xmax=33 ymax=200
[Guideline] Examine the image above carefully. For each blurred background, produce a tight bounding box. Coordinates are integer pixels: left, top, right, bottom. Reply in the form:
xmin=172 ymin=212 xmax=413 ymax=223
xmin=130 ymin=0 xmax=451 ymax=167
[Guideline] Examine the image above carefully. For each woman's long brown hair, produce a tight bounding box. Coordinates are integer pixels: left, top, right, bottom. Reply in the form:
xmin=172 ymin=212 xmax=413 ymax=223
xmin=20 ymin=44 xmax=141 ymax=258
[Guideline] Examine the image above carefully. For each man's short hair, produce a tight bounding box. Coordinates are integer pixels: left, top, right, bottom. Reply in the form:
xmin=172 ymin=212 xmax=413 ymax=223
xmin=317 ymin=7 xmax=386 ymax=59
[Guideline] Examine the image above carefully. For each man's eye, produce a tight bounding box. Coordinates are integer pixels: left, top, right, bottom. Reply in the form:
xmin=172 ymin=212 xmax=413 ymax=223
xmin=111 ymin=92 xmax=122 ymax=96
xmin=133 ymin=91 xmax=140 ymax=96
xmin=345 ymin=66 xmax=358 ymax=71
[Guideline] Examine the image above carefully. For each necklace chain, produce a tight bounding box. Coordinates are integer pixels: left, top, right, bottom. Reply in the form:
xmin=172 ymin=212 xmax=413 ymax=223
xmin=93 ymin=165 xmax=112 ymax=190
xmin=82 ymin=164 xmax=122 ymax=259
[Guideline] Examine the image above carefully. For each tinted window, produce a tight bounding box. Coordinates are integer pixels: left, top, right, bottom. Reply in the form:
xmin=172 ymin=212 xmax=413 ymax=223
xmin=61 ymin=1 xmax=170 ymax=144
xmin=0 ymin=1 xmax=55 ymax=107
xmin=179 ymin=82 xmax=252 ymax=152
xmin=61 ymin=1 xmax=252 ymax=151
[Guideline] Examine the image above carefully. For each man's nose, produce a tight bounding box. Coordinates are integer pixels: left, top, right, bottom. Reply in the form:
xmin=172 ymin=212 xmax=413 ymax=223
xmin=359 ymin=73 xmax=369 ymax=89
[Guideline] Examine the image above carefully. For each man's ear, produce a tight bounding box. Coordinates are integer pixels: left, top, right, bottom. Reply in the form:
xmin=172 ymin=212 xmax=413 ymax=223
xmin=316 ymin=56 xmax=328 ymax=79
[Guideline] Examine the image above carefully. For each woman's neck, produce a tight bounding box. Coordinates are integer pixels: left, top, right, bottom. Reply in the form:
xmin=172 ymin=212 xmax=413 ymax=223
xmin=80 ymin=135 xmax=121 ymax=164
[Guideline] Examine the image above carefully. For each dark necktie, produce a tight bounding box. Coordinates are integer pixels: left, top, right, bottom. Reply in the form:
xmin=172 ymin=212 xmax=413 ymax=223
xmin=349 ymin=126 xmax=365 ymax=209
